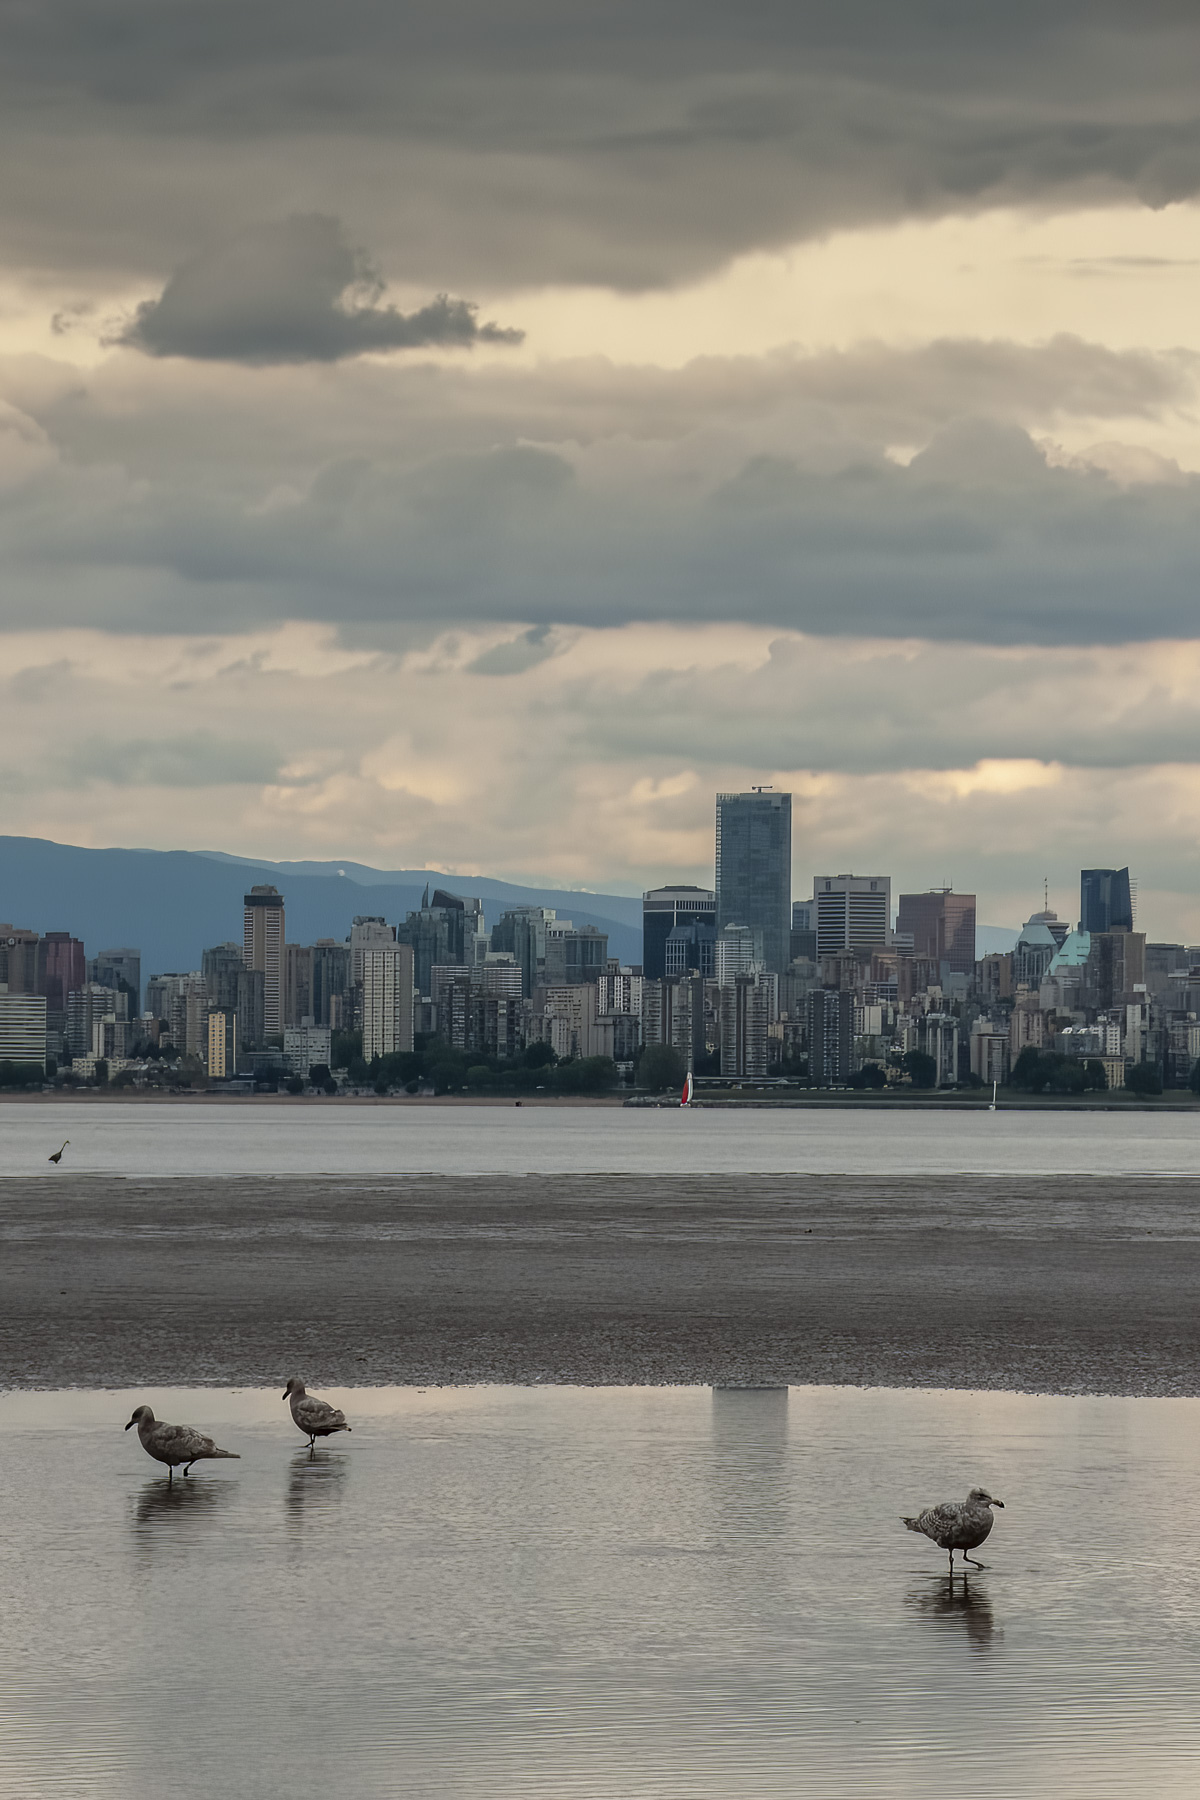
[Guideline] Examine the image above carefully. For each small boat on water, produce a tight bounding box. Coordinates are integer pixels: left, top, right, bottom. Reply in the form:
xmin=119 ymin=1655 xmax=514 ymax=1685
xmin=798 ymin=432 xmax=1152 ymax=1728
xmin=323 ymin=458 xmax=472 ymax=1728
xmin=680 ymin=1068 xmax=694 ymax=1107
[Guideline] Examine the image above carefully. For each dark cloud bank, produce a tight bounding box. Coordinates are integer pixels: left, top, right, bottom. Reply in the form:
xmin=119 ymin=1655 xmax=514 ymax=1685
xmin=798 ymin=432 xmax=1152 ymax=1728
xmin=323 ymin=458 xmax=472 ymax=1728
xmin=118 ymin=215 xmax=522 ymax=364
xmin=4 ymin=2 xmax=1200 ymax=286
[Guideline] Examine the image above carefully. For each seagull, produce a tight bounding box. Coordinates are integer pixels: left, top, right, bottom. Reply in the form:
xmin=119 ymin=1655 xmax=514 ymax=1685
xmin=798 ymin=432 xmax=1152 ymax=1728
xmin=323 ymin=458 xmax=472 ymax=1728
xmin=902 ymin=1487 xmax=1005 ymax=1572
xmin=125 ymin=1404 xmax=240 ymax=1482
xmin=48 ymin=1141 xmax=69 ymax=1164
xmin=283 ymin=1377 xmax=352 ymax=1452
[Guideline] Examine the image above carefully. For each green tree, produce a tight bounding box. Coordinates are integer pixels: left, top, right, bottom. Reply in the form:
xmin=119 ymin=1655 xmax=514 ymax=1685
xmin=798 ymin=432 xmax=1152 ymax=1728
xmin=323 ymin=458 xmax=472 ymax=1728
xmin=331 ymin=1029 xmax=362 ymax=1070
xmin=1010 ymin=1046 xmax=1047 ymax=1092
xmin=285 ymin=1075 xmax=305 ymax=1095
xmin=638 ymin=1042 xmax=686 ymax=1093
xmin=902 ymin=1049 xmax=938 ymax=1089
xmin=1190 ymin=1058 xmax=1200 ymax=1095
xmin=523 ymin=1040 xmax=557 ymax=1070
xmin=1126 ymin=1061 xmax=1163 ymax=1096
xmin=1083 ymin=1059 xmax=1108 ymax=1092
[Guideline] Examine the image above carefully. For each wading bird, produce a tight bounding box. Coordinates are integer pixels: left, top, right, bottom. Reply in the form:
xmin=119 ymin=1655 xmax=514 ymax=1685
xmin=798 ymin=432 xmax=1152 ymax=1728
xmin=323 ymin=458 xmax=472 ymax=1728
xmin=283 ymin=1377 xmax=352 ymax=1452
xmin=125 ymin=1405 xmax=240 ymax=1481
xmin=903 ymin=1487 xmax=1005 ymax=1572
xmin=48 ymin=1141 xmax=69 ymax=1164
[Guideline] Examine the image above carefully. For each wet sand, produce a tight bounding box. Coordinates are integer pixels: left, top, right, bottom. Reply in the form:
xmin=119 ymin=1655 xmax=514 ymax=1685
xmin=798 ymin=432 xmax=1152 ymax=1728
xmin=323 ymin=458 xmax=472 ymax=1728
xmin=2 ymin=1173 xmax=1198 ymax=1395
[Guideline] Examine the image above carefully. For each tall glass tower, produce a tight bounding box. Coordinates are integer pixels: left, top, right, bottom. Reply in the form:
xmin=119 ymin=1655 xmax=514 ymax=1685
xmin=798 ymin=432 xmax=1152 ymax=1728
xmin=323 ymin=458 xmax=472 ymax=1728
xmin=715 ymin=789 xmax=792 ymax=975
xmin=1080 ymin=868 xmax=1133 ymax=934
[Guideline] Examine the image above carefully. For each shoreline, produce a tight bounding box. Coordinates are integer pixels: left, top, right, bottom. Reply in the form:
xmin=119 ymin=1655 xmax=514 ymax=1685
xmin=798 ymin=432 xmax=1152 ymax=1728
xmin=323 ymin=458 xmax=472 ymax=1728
xmin=4 ymin=1171 xmax=1199 ymax=1398
xmin=0 ymin=1089 xmax=1195 ymax=1111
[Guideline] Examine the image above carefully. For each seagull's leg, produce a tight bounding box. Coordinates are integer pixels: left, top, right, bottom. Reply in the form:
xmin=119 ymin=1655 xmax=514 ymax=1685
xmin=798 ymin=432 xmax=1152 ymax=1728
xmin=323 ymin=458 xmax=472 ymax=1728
xmin=948 ymin=1547 xmax=955 ymax=1575
xmin=167 ymin=1467 xmax=173 ymax=1485
xmin=962 ymin=1553 xmax=984 ymax=1569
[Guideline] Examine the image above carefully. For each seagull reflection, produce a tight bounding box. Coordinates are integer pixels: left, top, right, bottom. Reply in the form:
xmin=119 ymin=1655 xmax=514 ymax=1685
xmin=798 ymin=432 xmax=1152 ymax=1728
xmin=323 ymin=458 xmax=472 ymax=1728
xmin=286 ymin=1448 xmax=349 ymax=1526
xmin=132 ymin=1474 xmax=235 ymax=1541
xmin=905 ymin=1576 xmax=999 ymax=1651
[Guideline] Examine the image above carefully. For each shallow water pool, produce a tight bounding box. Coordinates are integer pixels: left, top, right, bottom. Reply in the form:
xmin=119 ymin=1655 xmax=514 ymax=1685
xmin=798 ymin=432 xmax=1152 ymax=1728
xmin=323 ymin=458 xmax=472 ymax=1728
xmin=2 ymin=1384 xmax=1198 ymax=1798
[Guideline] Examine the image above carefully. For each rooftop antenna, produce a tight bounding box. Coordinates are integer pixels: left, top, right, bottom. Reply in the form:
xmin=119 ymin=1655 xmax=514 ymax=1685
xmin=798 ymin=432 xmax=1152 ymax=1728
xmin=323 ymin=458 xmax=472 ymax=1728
xmin=1043 ymin=876 xmax=1049 ymax=912
xmin=750 ymin=784 xmax=774 ymax=793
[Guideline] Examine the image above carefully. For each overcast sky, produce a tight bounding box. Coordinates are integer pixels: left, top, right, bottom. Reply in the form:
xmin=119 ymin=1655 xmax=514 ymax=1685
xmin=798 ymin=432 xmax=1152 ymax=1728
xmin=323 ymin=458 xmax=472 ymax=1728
xmin=6 ymin=2 xmax=1200 ymax=930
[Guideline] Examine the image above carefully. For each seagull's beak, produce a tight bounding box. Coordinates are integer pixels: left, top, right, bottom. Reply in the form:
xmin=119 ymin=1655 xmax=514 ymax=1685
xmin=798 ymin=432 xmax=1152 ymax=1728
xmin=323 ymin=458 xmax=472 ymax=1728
xmin=124 ymin=1418 xmax=136 ymax=1430
xmin=281 ymin=1388 xmax=290 ymax=1399
xmin=992 ymin=1498 xmax=1005 ymax=1508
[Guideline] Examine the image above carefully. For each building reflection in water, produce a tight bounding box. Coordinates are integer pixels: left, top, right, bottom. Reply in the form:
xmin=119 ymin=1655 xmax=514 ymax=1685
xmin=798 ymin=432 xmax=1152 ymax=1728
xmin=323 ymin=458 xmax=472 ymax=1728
xmin=286 ymin=1449 xmax=349 ymax=1528
xmin=904 ymin=1576 xmax=999 ymax=1651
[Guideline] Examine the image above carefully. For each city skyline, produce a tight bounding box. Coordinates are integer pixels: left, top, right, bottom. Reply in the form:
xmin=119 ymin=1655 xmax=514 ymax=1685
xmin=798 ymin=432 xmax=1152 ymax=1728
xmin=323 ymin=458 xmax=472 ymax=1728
xmin=3 ymin=14 xmax=1200 ymax=937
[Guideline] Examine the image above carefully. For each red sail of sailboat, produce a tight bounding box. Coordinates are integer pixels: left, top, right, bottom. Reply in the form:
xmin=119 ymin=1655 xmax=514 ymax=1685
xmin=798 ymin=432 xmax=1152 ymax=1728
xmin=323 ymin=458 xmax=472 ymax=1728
xmin=680 ymin=1069 xmax=694 ymax=1107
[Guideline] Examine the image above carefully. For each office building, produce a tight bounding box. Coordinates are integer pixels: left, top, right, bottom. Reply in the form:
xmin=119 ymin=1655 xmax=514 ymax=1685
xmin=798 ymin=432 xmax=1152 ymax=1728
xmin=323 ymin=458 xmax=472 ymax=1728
xmin=396 ymin=889 xmax=481 ymax=996
xmin=542 ymin=924 xmax=608 ymax=985
xmin=490 ymin=907 xmax=556 ymax=998
xmin=362 ymin=942 xmax=415 ymax=1060
xmin=0 ymin=993 xmax=47 ymax=1067
xmin=715 ymin=789 xmax=792 ymax=975
xmin=1081 ymin=867 xmax=1134 ymax=934
xmin=896 ymin=889 xmax=976 ymax=975
xmin=0 ymin=926 xmax=39 ymax=994
xmin=244 ymin=885 xmax=285 ymax=1037
xmin=310 ymin=940 xmax=351 ymax=1028
xmin=66 ymin=983 xmax=122 ymax=1057
xmin=641 ymin=974 xmax=704 ymax=1066
xmin=805 ymin=988 xmax=853 ymax=1086
xmin=38 ymin=932 xmax=86 ymax=1014
xmin=812 ymin=875 xmax=891 ymax=960
xmin=88 ymin=948 xmax=141 ymax=1010
xmin=642 ymin=887 xmax=716 ymax=980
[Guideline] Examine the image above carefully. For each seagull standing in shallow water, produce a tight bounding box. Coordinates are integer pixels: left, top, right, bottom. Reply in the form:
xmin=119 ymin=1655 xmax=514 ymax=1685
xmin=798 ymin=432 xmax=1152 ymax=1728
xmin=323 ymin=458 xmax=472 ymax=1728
xmin=903 ymin=1488 xmax=1005 ymax=1572
xmin=283 ymin=1378 xmax=352 ymax=1453
xmin=125 ymin=1405 xmax=240 ymax=1482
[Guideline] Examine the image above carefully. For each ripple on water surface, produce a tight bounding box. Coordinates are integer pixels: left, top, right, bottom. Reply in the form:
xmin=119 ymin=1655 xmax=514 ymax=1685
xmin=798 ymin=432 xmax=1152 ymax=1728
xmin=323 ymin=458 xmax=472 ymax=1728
xmin=1 ymin=1384 xmax=1199 ymax=1798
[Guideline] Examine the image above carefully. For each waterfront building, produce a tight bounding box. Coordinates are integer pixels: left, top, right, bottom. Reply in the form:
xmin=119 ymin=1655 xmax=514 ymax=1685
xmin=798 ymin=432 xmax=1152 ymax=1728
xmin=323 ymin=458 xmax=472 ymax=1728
xmin=969 ymin=1018 xmax=1010 ymax=1085
xmin=283 ymin=1021 xmax=332 ymax=1079
xmin=715 ymin=789 xmax=791 ymax=975
xmin=243 ymin=885 xmax=285 ymax=1038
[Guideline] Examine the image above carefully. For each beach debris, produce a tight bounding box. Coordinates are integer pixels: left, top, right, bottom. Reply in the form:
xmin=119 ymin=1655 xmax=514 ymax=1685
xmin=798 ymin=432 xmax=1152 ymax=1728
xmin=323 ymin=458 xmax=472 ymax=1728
xmin=124 ymin=1405 xmax=240 ymax=1481
xmin=902 ymin=1487 xmax=1004 ymax=1571
xmin=283 ymin=1377 xmax=352 ymax=1452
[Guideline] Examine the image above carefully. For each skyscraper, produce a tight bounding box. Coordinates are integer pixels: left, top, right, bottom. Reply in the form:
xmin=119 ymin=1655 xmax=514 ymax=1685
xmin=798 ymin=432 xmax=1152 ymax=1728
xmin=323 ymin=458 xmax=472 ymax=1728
xmin=642 ymin=886 xmax=716 ymax=980
xmin=1081 ymin=867 xmax=1134 ymax=934
xmin=243 ymin=885 xmax=285 ymax=1037
xmin=896 ymin=889 xmax=976 ymax=976
xmin=715 ymin=789 xmax=791 ymax=975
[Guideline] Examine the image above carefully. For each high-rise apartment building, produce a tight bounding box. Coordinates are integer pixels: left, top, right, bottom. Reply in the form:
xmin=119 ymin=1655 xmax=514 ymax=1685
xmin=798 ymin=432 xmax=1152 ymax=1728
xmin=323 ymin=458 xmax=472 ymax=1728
xmin=1081 ymin=868 xmax=1134 ymax=934
xmin=713 ymin=922 xmax=761 ymax=985
xmin=805 ymin=988 xmax=853 ymax=1086
xmin=206 ymin=1010 xmax=237 ymax=1079
xmin=719 ymin=974 xmax=773 ymax=1079
xmin=490 ymin=907 xmax=556 ymax=998
xmin=715 ymin=790 xmax=791 ymax=975
xmin=244 ymin=885 xmax=285 ymax=1037
xmin=542 ymin=924 xmax=608 ymax=985
xmin=896 ymin=889 xmax=976 ymax=976
xmin=395 ymin=888 xmax=480 ymax=996
xmin=642 ymin=887 xmax=716 ymax=980
xmin=362 ymin=942 xmax=415 ymax=1060
xmin=812 ymin=875 xmax=891 ymax=960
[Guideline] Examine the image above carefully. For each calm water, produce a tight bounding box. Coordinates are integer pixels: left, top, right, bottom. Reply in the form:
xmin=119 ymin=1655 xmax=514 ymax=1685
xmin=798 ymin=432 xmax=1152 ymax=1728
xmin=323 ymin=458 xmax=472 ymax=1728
xmin=3 ymin=1100 xmax=1200 ymax=1177
xmin=2 ymin=1384 xmax=1199 ymax=1799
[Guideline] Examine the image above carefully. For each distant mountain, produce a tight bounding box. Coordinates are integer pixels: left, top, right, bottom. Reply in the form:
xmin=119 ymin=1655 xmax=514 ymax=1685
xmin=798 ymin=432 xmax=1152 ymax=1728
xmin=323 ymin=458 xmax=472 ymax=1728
xmin=0 ymin=837 xmax=644 ymax=998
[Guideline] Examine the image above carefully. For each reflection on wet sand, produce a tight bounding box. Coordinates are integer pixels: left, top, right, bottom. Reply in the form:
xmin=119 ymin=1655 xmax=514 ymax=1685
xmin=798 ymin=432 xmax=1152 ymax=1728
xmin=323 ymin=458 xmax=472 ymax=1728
xmin=286 ymin=1449 xmax=349 ymax=1526
xmin=905 ymin=1576 xmax=999 ymax=1650
xmin=132 ymin=1474 xmax=237 ymax=1539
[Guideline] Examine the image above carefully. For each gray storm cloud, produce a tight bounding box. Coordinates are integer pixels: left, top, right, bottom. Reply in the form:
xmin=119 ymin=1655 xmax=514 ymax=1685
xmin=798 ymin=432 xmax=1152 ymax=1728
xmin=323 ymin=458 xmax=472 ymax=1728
xmin=2 ymin=3 xmax=1200 ymax=287
xmin=118 ymin=215 xmax=523 ymax=363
